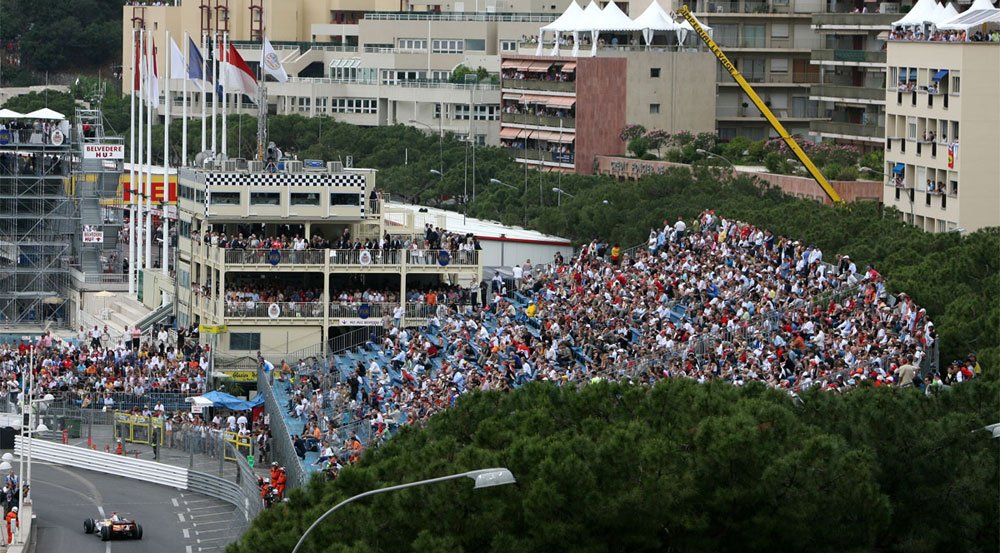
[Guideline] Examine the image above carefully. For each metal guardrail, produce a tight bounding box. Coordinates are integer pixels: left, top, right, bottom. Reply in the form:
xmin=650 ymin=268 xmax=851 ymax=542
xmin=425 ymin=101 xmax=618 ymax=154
xmin=16 ymin=435 xmax=189 ymax=488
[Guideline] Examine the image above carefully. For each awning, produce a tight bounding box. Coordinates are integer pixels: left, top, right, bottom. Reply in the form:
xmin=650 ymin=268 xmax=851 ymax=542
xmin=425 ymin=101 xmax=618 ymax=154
xmin=932 ymin=69 xmax=949 ymax=81
xmin=893 ymin=162 xmax=905 ymax=174
xmin=526 ymin=62 xmax=553 ymax=72
xmin=545 ymin=96 xmax=576 ymax=109
xmin=500 ymin=127 xmax=522 ymax=139
xmin=502 ymin=93 xmax=522 ymax=101
xmin=560 ymin=62 xmax=577 ymax=72
xmin=519 ymin=94 xmax=549 ymax=104
xmin=501 ymin=60 xmax=520 ymax=69
xmin=532 ymin=130 xmax=575 ymax=143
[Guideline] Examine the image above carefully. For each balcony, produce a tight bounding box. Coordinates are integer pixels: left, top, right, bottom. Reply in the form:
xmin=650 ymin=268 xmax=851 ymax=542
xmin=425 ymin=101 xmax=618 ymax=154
xmin=216 ymin=300 xmax=460 ymax=324
xmin=194 ymin=246 xmax=480 ymax=272
xmin=810 ymin=120 xmax=886 ymax=140
xmin=811 ymin=13 xmax=899 ymax=30
xmin=506 ymin=148 xmax=575 ymax=165
xmin=809 ymin=84 xmax=886 ymax=103
xmin=502 ymin=78 xmax=575 ymax=93
xmin=504 ymin=113 xmax=575 ymax=128
xmin=811 ymin=49 xmax=887 ymax=65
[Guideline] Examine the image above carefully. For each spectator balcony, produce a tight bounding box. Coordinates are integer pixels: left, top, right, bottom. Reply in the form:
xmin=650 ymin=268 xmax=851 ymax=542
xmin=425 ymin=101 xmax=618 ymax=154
xmin=811 ymin=13 xmax=899 ymax=31
xmin=809 ymin=84 xmax=886 ymax=105
xmin=188 ymin=243 xmax=481 ymax=276
xmin=503 ymin=112 xmax=575 ymax=129
xmin=811 ymin=49 xmax=887 ymax=66
xmin=810 ymin=120 xmax=886 ymax=142
xmin=196 ymin=298 xmax=460 ymax=326
xmin=501 ymin=78 xmax=575 ymax=94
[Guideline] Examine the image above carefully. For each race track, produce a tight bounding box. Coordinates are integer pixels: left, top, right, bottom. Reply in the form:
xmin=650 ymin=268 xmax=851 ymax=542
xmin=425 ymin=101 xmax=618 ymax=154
xmin=30 ymin=463 xmax=245 ymax=553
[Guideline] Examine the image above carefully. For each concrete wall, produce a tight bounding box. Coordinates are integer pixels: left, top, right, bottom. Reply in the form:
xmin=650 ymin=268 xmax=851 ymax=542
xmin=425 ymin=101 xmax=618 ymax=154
xmin=622 ymin=50 xmax=717 ymax=135
xmin=595 ymin=156 xmax=883 ymax=204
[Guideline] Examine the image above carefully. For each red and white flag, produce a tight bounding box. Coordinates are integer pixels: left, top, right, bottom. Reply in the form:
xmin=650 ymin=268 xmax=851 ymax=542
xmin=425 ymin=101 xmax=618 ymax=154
xmin=147 ymin=37 xmax=161 ymax=108
xmin=222 ymin=43 xmax=258 ymax=102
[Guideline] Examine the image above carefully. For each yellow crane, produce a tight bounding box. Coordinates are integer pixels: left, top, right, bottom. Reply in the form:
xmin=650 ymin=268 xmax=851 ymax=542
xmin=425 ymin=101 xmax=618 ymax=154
xmin=676 ymin=5 xmax=844 ymax=204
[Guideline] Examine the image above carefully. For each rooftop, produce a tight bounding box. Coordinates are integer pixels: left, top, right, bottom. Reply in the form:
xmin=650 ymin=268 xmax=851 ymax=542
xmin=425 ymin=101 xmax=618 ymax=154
xmin=384 ymin=201 xmax=571 ymax=246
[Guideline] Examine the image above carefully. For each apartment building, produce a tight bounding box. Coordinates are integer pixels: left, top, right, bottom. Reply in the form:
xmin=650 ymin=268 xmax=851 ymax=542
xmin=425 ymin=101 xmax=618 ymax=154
xmin=807 ymin=2 xmax=903 ymax=150
xmin=882 ymin=37 xmax=999 ymax=232
xmin=499 ymin=50 xmax=716 ymax=173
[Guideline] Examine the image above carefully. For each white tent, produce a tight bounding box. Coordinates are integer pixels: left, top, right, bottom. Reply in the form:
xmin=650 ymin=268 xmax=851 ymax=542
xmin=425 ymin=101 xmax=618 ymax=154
xmin=893 ymin=0 xmax=940 ymax=27
xmin=925 ymin=2 xmax=949 ymax=24
xmin=970 ymin=0 xmax=998 ymax=10
xmin=937 ymin=4 xmax=1000 ymax=30
xmin=24 ymin=107 xmax=65 ymax=120
xmin=0 ymin=109 xmax=25 ymax=119
xmin=942 ymin=2 xmax=960 ymax=20
xmin=536 ymin=1 xmax=585 ymax=56
xmin=633 ymin=1 xmax=681 ymax=45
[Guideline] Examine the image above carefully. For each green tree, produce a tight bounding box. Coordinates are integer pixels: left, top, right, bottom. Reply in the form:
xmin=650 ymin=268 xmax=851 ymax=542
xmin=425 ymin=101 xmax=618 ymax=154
xmin=0 ymin=91 xmax=78 ymax=116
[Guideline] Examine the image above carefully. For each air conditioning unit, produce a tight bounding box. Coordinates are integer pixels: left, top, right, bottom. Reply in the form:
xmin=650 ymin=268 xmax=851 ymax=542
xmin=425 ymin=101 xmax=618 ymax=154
xmin=328 ymin=161 xmax=344 ymax=173
xmin=880 ymin=2 xmax=899 ymax=12
xmin=284 ymin=160 xmax=303 ymax=173
xmin=223 ymin=160 xmax=239 ymax=172
xmin=234 ymin=158 xmax=248 ymax=171
xmin=247 ymin=160 xmax=264 ymax=173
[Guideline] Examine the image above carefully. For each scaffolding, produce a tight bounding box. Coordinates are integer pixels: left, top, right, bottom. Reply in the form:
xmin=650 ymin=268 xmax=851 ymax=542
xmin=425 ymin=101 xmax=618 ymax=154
xmin=0 ymin=116 xmax=77 ymax=327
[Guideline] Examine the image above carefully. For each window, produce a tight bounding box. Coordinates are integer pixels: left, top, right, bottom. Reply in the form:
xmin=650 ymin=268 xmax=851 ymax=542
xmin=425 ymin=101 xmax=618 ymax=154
xmin=290 ymin=193 xmax=320 ymax=206
xmin=230 ymin=333 xmax=260 ymax=351
xmin=650 ymin=67 xmax=661 ymax=78
xmin=500 ymin=40 xmax=517 ymax=51
xmin=742 ymin=25 xmax=766 ymax=48
xmin=771 ymin=23 xmax=789 ymax=38
xmin=649 ymin=103 xmax=660 ymax=114
xmin=297 ymin=97 xmax=311 ymax=113
xmin=907 ymin=117 xmax=917 ymax=140
xmin=330 ymin=193 xmax=359 ymax=206
xmin=719 ymin=127 xmax=737 ymax=140
xmin=211 ymin=192 xmax=241 ymax=205
xmin=432 ymin=39 xmax=464 ymax=53
xmin=771 ymin=58 xmax=789 ymax=73
xmin=330 ymin=98 xmax=378 ymax=114
xmin=714 ymin=24 xmax=738 ymax=48
xmin=465 ymin=39 xmax=486 ymax=51
xmin=398 ymin=38 xmax=426 ymax=51
xmin=430 ymin=70 xmax=451 ymax=81
xmin=951 ymin=72 xmax=960 ymax=94
xmin=250 ymin=192 xmax=280 ymax=206
xmin=454 ymin=104 xmax=500 ymax=121
xmin=743 ymin=58 xmax=765 ymax=82
xmin=434 ymin=103 xmax=443 ymax=119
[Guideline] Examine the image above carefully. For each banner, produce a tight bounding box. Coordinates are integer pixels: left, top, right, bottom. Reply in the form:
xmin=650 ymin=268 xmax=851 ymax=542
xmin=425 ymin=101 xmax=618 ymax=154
xmin=220 ymin=370 xmax=256 ymax=382
xmin=84 ymin=144 xmax=125 ymax=159
xmin=82 ymin=225 xmax=104 ymax=244
xmin=947 ymin=142 xmax=957 ymax=169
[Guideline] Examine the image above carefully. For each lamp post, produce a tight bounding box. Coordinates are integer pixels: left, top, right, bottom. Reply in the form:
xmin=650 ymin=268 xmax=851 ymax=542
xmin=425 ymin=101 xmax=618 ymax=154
xmin=291 ymin=468 xmax=516 ymax=553
xmin=696 ymin=148 xmax=735 ymax=169
xmin=409 ymin=118 xmax=443 ymax=176
xmin=490 ymin=178 xmax=525 ymax=226
xmin=551 ymin=187 xmax=574 ymax=207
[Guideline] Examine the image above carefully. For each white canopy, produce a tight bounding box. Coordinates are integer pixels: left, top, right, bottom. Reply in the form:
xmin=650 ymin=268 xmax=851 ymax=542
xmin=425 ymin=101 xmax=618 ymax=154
xmin=942 ymin=2 xmax=960 ymax=19
xmin=937 ymin=5 xmax=1000 ymax=29
xmin=0 ymin=109 xmax=25 ymax=119
xmin=925 ymin=2 xmax=948 ymax=24
xmin=970 ymin=0 xmax=998 ymax=10
xmin=597 ymin=1 xmax=642 ymax=31
xmin=541 ymin=1 xmax=585 ymax=32
xmin=893 ymin=0 xmax=941 ymax=27
xmin=24 ymin=107 xmax=65 ymax=120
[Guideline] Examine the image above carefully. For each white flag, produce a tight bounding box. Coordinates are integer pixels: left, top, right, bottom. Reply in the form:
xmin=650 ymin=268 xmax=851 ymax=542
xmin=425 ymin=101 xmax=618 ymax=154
xmin=169 ymin=38 xmax=186 ymax=80
xmin=261 ymin=37 xmax=288 ymax=83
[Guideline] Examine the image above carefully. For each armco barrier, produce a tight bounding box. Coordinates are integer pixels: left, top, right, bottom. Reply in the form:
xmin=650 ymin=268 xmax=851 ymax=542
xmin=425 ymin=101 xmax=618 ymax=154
xmin=15 ymin=436 xmax=259 ymax=521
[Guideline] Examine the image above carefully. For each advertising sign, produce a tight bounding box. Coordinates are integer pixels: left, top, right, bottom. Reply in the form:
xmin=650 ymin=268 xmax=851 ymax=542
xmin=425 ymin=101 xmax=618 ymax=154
xmin=84 ymin=144 xmax=126 ymax=159
xmin=82 ymin=225 xmax=104 ymax=244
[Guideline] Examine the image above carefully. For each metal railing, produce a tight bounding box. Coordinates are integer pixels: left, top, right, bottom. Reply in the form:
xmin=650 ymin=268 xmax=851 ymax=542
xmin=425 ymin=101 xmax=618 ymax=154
xmin=257 ymin=368 xmax=308 ymax=489
xmin=329 ymin=302 xmax=395 ymax=319
xmin=364 ymin=12 xmax=557 ymax=22
xmin=209 ymin=247 xmax=481 ymax=268
xmin=501 ymin=79 xmax=575 ymax=93
xmin=328 ymin=326 xmax=385 ymax=356
xmin=224 ymin=301 xmax=325 ymax=319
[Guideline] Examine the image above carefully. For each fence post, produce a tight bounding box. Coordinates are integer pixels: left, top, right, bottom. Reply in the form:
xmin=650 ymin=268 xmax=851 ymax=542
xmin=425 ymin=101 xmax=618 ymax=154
xmin=218 ymin=435 xmax=224 ymax=476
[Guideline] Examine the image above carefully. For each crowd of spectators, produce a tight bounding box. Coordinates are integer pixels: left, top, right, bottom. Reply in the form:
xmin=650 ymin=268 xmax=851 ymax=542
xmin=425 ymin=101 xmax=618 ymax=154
xmin=0 ymin=152 xmax=68 ymax=176
xmin=270 ymin=209 xmax=982 ymax=476
xmin=888 ymin=28 xmax=1000 ymax=42
xmin=0 ymin=119 xmax=66 ymax=145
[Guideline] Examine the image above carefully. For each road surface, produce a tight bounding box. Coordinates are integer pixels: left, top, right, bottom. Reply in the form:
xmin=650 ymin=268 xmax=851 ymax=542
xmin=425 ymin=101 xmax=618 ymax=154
xmin=30 ymin=462 xmax=245 ymax=553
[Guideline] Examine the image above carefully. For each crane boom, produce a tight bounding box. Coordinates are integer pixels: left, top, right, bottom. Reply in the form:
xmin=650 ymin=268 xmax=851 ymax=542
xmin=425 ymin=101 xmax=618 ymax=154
xmin=676 ymin=5 xmax=844 ymax=204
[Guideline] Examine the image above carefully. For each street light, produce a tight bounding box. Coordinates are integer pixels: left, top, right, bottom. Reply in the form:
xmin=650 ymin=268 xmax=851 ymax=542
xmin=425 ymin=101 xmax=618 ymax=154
xmin=489 ymin=178 xmax=516 ymax=190
xmin=491 ymin=178 xmax=525 ymax=227
xmin=409 ymin=118 xmax=443 ymax=177
xmin=291 ymin=468 xmax=516 ymax=553
xmin=552 ymin=187 xmax=574 ymax=207
xmin=429 ymin=169 xmax=443 ymax=178
xmin=696 ymin=148 xmax=735 ymax=169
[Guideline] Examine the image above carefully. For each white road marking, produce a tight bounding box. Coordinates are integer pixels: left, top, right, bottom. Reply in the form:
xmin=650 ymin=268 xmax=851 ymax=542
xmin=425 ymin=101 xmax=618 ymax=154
xmin=172 ymin=497 xmax=180 ymax=507
xmin=106 ymin=542 xmax=112 ymax=553
xmin=98 ymin=506 xmax=105 ymax=517
xmin=178 ymin=512 xmax=186 ymax=522
xmin=186 ymin=546 xmax=193 ymax=553
xmin=183 ymin=528 xmax=191 ymax=538
xmin=194 ymin=528 xmax=227 ymax=534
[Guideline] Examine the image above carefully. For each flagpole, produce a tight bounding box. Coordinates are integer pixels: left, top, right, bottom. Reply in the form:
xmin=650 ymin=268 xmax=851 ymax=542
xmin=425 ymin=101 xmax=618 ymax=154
xmin=145 ymin=36 xmax=154 ymax=271
xmin=211 ymin=32 xmax=218 ymax=155
xmin=128 ymin=28 xmax=137 ymax=297
xmin=136 ymin=28 xmax=146 ymax=279
xmin=182 ymin=31 xmax=189 ymax=167
xmin=162 ymin=29 xmax=170 ymax=277
xmin=221 ymin=31 xmax=228 ymax=159
xmin=201 ymin=32 xmax=207 ymax=155
xmin=258 ymin=35 xmax=266 ymax=161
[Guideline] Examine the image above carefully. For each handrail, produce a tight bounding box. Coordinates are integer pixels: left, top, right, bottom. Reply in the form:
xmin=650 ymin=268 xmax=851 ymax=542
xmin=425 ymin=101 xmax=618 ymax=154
xmin=257 ymin=369 xmax=308 ymax=489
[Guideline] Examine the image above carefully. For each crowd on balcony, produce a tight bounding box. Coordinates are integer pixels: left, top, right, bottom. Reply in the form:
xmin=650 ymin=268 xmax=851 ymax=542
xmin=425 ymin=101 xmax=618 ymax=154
xmin=501 ymin=139 xmax=574 ymax=156
xmin=267 ymin=207 xmax=987 ymax=474
xmin=502 ymin=101 xmax=574 ymax=119
xmin=0 ymin=119 xmax=64 ymax=145
xmin=501 ymin=67 xmax=575 ymax=83
xmin=888 ymin=28 xmax=1000 ymax=42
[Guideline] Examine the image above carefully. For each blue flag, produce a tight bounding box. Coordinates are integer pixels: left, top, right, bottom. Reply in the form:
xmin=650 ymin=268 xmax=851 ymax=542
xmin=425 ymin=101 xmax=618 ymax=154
xmin=188 ymin=37 xmax=206 ymax=85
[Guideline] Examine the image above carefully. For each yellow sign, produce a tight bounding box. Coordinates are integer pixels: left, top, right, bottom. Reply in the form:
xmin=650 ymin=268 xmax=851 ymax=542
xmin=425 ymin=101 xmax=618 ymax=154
xmin=220 ymin=370 xmax=257 ymax=382
xmin=113 ymin=412 xmax=165 ymax=446
xmin=199 ymin=324 xmax=228 ymax=334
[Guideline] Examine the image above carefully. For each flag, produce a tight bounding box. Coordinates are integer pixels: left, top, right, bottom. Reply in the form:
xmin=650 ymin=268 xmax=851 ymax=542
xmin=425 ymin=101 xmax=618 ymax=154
xmin=133 ymin=34 xmax=142 ymax=92
xmin=187 ymin=37 xmax=206 ymax=86
xmin=222 ymin=43 xmax=258 ymax=102
xmin=169 ymin=38 xmax=186 ymax=80
xmin=147 ymin=37 xmax=161 ymax=108
xmin=261 ymin=37 xmax=288 ymax=83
